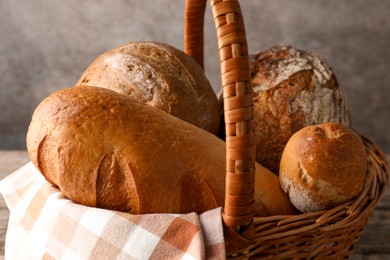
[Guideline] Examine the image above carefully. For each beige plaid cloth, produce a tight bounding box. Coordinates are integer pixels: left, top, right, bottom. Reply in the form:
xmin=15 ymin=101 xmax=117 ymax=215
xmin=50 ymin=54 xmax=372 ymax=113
xmin=0 ymin=162 xmax=226 ymax=259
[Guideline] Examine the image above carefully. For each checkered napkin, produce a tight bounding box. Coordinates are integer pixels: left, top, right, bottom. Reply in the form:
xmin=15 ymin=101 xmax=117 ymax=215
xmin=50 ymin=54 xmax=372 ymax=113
xmin=0 ymin=162 xmax=226 ymax=260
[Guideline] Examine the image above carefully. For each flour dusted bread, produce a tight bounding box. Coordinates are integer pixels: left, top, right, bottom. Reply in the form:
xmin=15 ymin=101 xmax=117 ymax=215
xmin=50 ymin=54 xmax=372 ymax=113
xmin=76 ymin=41 xmax=221 ymax=135
xmin=250 ymin=45 xmax=351 ymax=172
xmin=279 ymin=123 xmax=367 ymax=213
xmin=26 ymin=86 xmax=296 ymax=216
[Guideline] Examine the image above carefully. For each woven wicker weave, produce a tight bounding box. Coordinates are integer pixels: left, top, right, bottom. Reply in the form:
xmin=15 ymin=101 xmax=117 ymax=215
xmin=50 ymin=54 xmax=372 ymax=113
xmin=184 ymin=0 xmax=389 ymax=258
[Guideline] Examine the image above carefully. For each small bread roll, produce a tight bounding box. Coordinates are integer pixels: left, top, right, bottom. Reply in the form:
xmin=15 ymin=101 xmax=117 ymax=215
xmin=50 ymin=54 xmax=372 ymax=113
xmin=77 ymin=41 xmax=221 ymax=135
xmin=279 ymin=122 xmax=367 ymax=213
xmin=250 ymin=45 xmax=351 ymax=172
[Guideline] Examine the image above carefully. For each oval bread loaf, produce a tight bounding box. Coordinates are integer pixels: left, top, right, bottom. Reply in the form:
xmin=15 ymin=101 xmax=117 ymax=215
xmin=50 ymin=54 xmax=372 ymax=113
xmin=250 ymin=45 xmax=351 ymax=172
xmin=76 ymin=41 xmax=221 ymax=135
xmin=26 ymin=86 xmax=297 ymax=216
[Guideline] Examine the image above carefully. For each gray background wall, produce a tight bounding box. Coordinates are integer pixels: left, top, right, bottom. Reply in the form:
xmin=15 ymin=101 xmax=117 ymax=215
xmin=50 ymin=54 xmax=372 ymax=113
xmin=0 ymin=0 xmax=389 ymax=153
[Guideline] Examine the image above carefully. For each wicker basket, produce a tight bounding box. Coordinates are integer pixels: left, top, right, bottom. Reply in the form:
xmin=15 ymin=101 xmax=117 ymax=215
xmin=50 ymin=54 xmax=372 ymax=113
xmin=184 ymin=0 xmax=389 ymax=258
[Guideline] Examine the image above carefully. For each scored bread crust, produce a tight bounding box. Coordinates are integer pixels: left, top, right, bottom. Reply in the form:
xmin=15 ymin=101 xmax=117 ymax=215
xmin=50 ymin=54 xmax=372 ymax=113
xmin=76 ymin=41 xmax=221 ymax=135
xmin=279 ymin=123 xmax=367 ymax=213
xmin=26 ymin=86 xmax=297 ymax=216
xmin=250 ymin=45 xmax=351 ymax=173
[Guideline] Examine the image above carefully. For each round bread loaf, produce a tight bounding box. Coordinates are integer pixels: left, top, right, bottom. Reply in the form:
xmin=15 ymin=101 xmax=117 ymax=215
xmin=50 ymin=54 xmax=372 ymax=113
xmin=250 ymin=45 xmax=351 ymax=172
xmin=279 ymin=122 xmax=367 ymax=213
xmin=77 ymin=41 xmax=220 ymax=135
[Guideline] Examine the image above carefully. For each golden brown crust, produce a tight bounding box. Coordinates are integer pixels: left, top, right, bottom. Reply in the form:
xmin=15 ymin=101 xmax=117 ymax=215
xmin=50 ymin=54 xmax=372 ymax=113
xmin=27 ymin=86 xmax=296 ymax=216
xmin=279 ymin=122 xmax=367 ymax=213
xmin=250 ymin=45 xmax=351 ymax=173
xmin=254 ymin=163 xmax=299 ymax=216
xmin=76 ymin=41 xmax=221 ymax=135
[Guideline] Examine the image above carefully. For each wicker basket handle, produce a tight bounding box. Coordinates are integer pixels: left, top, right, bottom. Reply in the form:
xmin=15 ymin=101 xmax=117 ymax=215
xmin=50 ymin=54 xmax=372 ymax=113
xmin=185 ymin=0 xmax=256 ymax=249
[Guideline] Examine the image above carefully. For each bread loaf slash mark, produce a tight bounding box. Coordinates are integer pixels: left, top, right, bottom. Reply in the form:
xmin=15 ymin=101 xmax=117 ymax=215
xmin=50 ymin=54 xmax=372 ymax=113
xmin=298 ymin=160 xmax=346 ymax=209
xmin=314 ymin=125 xmax=346 ymax=139
xmin=298 ymin=161 xmax=316 ymax=189
xmin=96 ymin=153 xmax=139 ymax=213
xmin=36 ymin=134 xmax=59 ymax=186
xmin=180 ymin=172 xmax=218 ymax=214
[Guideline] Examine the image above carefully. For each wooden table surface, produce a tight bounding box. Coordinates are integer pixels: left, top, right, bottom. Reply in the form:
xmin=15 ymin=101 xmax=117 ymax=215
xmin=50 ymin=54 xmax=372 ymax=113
xmin=1 ymin=150 xmax=389 ymax=259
